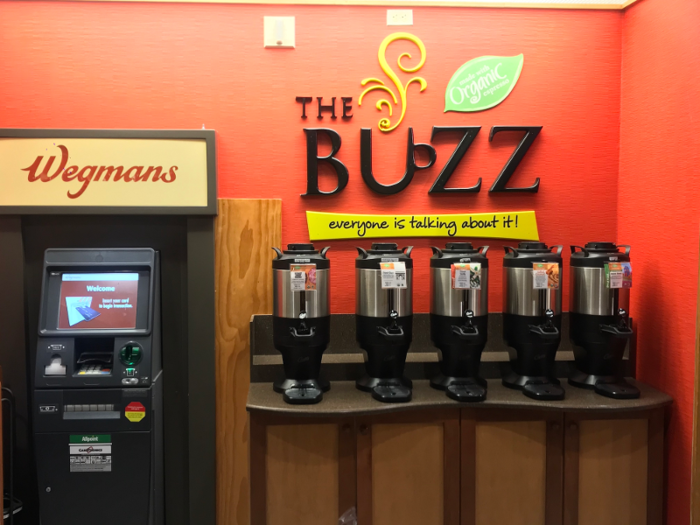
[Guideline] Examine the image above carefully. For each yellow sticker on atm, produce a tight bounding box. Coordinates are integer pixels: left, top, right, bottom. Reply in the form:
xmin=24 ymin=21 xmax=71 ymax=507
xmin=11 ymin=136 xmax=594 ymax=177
xmin=125 ymin=401 xmax=146 ymax=423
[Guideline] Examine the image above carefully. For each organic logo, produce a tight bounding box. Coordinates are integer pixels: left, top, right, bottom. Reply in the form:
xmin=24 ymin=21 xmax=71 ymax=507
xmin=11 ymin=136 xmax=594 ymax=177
xmin=445 ymin=55 xmax=524 ymax=113
xmin=359 ymin=32 xmax=427 ymax=133
xmin=21 ymin=145 xmax=178 ymax=199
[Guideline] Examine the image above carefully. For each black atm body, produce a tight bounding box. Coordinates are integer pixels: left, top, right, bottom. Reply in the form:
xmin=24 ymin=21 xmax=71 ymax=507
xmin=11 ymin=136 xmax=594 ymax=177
xmin=33 ymin=248 xmax=163 ymax=525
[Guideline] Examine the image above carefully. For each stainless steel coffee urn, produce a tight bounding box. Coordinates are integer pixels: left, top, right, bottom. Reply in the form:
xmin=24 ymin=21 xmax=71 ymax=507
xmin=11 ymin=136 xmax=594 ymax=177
xmin=502 ymin=242 xmax=565 ymax=400
xmin=272 ymin=243 xmax=330 ymax=404
xmin=569 ymin=242 xmax=639 ymax=399
xmin=356 ymin=243 xmax=413 ymax=403
xmin=430 ymin=242 xmax=489 ymax=402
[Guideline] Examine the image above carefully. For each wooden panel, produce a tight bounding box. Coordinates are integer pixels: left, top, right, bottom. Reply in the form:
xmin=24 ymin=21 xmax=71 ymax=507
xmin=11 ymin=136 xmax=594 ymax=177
xmin=266 ymin=424 xmax=340 ymax=525
xmin=372 ymin=423 xmax=445 ymax=525
xmin=338 ymin=422 xmax=357 ymax=519
xmin=356 ymin=422 xmax=373 ymax=525
xmin=216 ymin=199 xmax=281 ymax=525
xmin=475 ymin=420 xmax=547 ymax=525
xmin=577 ymin=419 xmax=648 ymax=525
xmin=461 ymin=410 xmax=477 ymax=525
xmin=647 ymin=410 xmax=664 ymax=525
xmin=545 ymin=417 xmax=564 ymax=525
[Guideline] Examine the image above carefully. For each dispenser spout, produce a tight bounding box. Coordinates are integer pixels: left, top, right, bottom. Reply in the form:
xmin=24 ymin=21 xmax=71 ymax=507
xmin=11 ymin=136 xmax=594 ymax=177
xmin=452 ymin=309 xmax=479 ymax=339
xmin=600 ymin=308 xmax=634 ymax=338
xmin=528 ymin=309 xmax=559 ymax=339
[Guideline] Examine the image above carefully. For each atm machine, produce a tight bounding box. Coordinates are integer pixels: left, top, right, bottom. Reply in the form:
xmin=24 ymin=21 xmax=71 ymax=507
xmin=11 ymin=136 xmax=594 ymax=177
xmin=32 ymin=248 xmax=163 ymax=525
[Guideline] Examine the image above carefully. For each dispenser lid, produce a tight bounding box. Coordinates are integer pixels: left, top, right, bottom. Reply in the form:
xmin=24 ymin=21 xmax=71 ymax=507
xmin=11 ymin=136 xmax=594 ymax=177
xmin=570 ymin=242 xmax=631 ymax=268
xmin=273 ymin=243 xmax=330 ymax=269
xmin=430 ymin=242 xmax=489 ymax=268
xmin=356 ymin=242 xmax=413 ymax=269
xmin=503 ymin=241 xmax=563 ymax=268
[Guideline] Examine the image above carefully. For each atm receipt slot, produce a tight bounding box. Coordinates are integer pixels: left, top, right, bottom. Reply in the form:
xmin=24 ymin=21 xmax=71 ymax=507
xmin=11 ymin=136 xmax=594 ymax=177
xmin=44 ymin=356 xmax=66 ymax=376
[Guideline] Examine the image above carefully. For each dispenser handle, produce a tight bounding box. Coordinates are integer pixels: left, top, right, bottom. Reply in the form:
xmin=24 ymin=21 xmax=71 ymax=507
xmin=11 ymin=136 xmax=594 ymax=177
xmin=430 ymin=246 xmax=443 ymax=258
xmin=321 ymin=246 xmax=331 ymax=258
xmin=617 ymin=244 xmax=631 ymax=255
xmin=377 ymin=325 xmax=405 ymax=339
xmin=600 ymin=324 xmax=634 ymax=338
xmin=570 ymin=245 xmax=589 ymax=256
xmin=452 ymin=324 xmax=480 ymax=339
xmin=528 ymin=324 xmax=560 ymax=339
xmin=290 ymin=326 xmax=316 ymax=338
xmin=478 ymin=246 xmax=490 ymax=256
xmin=550 ymin=245 xmax=564 ymax=256
xmin=272 ymin=247 xmax=283 ymax=259
xmin=504 ymin=246 xmax=519 ymax=257
xmin=402 ymin=246 xmax=414 ymax=258
xmin=356 ymin=247 xmax=368 ymax=259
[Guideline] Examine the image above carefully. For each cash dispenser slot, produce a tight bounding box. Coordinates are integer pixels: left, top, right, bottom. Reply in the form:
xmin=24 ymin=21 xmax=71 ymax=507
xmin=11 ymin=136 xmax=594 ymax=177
xmin=63 ymin=403 xmax=120 ymax=420
xmin=74 ymin=337 xmax=114 ymax=376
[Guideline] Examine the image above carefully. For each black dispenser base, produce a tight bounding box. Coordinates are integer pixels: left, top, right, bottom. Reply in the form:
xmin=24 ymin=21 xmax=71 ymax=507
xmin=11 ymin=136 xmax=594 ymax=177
xmin=430 ymin=375 xmax=487 ymax=402
xmin=356 ymin=376 xmax=412 ymax=403
xmin=273 ymin=378 xmax=330 ymax=405
xmin=502 ymin=372 xmax=565 ymax=401
xmin=569 ymin=371 xmax=640 ymax=400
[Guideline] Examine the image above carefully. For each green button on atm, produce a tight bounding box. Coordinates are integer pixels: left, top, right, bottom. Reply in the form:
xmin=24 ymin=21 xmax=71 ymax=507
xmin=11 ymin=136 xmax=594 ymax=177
xmin=120 ymin=342 xmax=143 ymax=366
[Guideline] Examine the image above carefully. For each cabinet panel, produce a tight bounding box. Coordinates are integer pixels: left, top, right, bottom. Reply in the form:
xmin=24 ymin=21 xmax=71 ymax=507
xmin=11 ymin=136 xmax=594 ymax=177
xmin=266 ymin=424 xmax=340 ymax=525
xmin=371 ymin=423 xmax=445 ymax=525
xmin=577 ymin=419 xmax=648 ymax=525
xmin=474 ymin=420 xmax=547 ymax=525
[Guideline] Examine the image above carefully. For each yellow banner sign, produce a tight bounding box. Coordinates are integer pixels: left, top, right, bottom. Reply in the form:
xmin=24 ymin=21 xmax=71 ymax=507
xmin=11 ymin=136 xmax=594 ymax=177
xmin=0 ymin=137 xmax=210 ymax=209
xmin=307 ymin=211 xmax=539 ymax=241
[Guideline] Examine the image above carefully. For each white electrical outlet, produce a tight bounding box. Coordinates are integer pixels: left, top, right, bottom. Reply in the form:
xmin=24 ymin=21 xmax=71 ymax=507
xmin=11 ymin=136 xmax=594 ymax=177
xmin=387 ymin=10 xmax=413 ymax=26
xmin=264 ymin=16 xmax=295 ymax=49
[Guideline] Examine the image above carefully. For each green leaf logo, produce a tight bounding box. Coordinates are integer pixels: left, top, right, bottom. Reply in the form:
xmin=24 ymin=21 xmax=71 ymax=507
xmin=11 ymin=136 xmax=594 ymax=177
xmin=445 ymin=54 xmax=524 ymax=113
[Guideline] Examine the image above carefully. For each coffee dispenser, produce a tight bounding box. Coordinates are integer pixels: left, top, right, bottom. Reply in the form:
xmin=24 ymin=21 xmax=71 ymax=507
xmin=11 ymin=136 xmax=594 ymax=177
xmin=430 ymin=243 xmax=489 ymax=402
xmin=356 ymin=243 xmax=413 ymax=403
xmin=569 ymin=242 xmax=639 ymax=399
xmin=272 ymin=243 xmax=330 ymax=404
xmin=502 ymin=242 xmax=565 ymax=400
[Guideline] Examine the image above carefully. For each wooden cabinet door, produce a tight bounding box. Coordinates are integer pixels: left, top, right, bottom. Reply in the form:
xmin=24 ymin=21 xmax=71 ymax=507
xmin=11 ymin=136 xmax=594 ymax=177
xmin=356 ymin=410 xmax=460 ymax=525
xmin=461 ymin=408 xmax=564 ymax=525
xmin=563 ymin=409 xmax=664 ymax=525
xmin=250 ymin=414 xmax=356 ymax=525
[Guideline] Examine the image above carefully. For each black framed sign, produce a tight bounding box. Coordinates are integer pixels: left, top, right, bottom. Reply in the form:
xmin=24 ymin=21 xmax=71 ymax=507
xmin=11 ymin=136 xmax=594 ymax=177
xmin=0 ymin=129 xmax=217 ymax=215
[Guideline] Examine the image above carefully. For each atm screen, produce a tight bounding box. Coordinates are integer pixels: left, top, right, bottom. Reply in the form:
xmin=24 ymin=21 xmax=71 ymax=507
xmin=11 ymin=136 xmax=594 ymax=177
xmin=58 ymin=273 xmax=139 ymax=330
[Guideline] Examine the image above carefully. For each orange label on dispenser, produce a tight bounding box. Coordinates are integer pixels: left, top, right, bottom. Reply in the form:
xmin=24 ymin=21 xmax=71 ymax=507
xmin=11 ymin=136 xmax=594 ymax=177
xmin=533 ymin=263 xmax=559 ymax=290
xmin=290 ymin=264 xmax=317 ymax=292
xmin=380 ymin=262 xmax=407 ymax=289
xmin=451 ymin=263 xmax=481 ymax=290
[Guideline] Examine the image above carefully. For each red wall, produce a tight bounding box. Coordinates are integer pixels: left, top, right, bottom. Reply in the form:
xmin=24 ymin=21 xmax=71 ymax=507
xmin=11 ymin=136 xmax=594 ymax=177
xmin=0 ymin=1 xmax=623 ymax=313
xmin=620 ymin=1 xmax=700 ymax=523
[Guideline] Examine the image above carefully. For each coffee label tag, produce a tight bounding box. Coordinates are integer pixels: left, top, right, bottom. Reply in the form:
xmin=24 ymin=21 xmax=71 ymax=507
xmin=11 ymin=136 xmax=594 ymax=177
xmin=451 ymin=263 xmax=481 ymax=290
xmin=380 ymin=262 xmax=407 ymax=289
xmin=290 ymin=264 xmax=317 ymax=291
xmin=605 ymin=262 xmax=632 ymax=289
xmin=533 ymin=263 xmax=559 ymax=289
